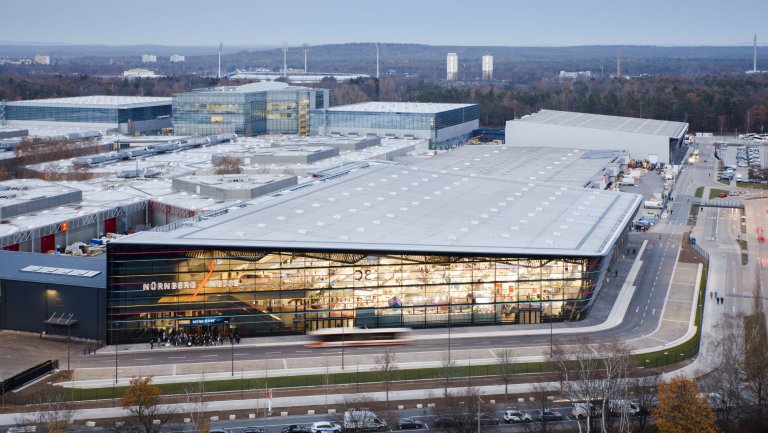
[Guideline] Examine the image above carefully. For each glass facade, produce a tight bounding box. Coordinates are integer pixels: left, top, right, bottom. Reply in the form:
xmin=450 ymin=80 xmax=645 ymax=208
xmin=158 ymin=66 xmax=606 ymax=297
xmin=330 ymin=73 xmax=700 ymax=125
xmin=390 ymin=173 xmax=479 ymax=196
xmin=5 ymin=104 xmax=170 ymax=124
xmin=309 ymin=105 xmax=480 ymax=149
xmin=173 ymin=87 xmax=328 ymax=137
xmin=107 ymin=244 xmax=605 ymax=343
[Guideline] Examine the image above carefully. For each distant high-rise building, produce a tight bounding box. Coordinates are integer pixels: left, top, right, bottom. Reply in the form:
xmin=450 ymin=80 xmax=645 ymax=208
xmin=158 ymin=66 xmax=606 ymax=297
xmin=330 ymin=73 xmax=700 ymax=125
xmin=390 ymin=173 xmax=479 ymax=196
xmin=482 ymin=55 xmax=493 ymax=81
xmin=142 ymin=54 xmax=157 ymax=63
xmin=447 ymin=53 xmax=458 ymax=81
xmin=559 ymin=70 xmax=592 ymax=80
xmin=34 ymin=55 xmax=50 ymax=65
xmin=169 ymin=54 xmax=185 ymax=63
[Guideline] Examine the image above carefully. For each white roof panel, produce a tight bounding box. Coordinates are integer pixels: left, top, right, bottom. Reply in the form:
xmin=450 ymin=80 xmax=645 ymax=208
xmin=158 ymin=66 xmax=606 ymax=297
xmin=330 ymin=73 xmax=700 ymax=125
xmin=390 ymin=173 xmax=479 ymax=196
xmin=117 ymin=165 xmax=641 ymax=257
xmin=7 ymin=96 xmax=171 ymax=109
xmin=324 ymin=102 xmax=476 ymax=114
xmin=518 ymin=109 xmax=687 ymax=138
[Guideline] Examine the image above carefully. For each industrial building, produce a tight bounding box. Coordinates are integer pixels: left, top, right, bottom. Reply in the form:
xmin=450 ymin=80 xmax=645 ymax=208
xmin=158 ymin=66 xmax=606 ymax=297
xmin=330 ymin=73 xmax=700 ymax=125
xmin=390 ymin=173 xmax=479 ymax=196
xmin=0 ymin=251 xmax=106 ymax=341
xmin=505 ymin=109 xmax=689 ymax=164
xmin=173 ymin=82 xmax=329 ymax=137
xmin=1 ymin=96 xmax=172 ymax=135
xmin=310 ymin=102 xmax=479 ymax=150
xmin=106 ymin=144 xmax=640 ymax=343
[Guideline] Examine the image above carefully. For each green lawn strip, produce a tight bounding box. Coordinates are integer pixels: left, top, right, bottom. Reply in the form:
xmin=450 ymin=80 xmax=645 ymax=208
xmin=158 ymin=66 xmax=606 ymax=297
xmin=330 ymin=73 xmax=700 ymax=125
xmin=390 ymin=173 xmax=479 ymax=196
xmin=737 ymin=181 xmax=768 ymax=190
xmin=717 ymin=179 xmax=730 ymax=185
xmin=73 ymin=265 xmax=711 ymax=402
xmin=689 ymin=204 xmax=701 ymax=227
xmin=708 ymin=188 xmax=729 ymax=199
xmin=737 ymin=239 xmax=748 ymax=265
xmin=695 ymin=186 xmax=704 ymax=198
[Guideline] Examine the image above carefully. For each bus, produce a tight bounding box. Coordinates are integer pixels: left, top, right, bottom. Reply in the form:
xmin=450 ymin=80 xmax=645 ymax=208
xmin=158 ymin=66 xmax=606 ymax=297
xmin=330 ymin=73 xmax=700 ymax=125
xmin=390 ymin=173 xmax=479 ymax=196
xmin=306 ymin=327 xmax=412 ymax=347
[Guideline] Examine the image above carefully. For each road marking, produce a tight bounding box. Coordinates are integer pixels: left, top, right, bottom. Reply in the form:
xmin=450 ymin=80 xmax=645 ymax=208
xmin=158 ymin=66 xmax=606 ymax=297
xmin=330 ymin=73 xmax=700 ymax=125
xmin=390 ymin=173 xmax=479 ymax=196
xmin=168 ymin=356 xmax=186 ymax=359
xmin=134 ymin=358 xmax=151 ymax=361
xmin=652 ymin=309 xmax=656 ymax=316
xmin=635 ymin=306 xmax=639 ymax=313
xmin=266 ymin=351 xmax=282 ymax=354
xmin=200 ymin=355 xmax=218 ymax=358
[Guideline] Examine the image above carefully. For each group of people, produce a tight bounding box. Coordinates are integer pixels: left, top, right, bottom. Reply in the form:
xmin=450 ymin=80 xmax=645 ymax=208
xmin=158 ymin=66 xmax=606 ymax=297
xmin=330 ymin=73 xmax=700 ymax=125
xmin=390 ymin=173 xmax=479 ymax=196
xmin=150 ymin=329 xmax=241 ymax=348
xmin=710 ymin=291 xmax=726 ymax=305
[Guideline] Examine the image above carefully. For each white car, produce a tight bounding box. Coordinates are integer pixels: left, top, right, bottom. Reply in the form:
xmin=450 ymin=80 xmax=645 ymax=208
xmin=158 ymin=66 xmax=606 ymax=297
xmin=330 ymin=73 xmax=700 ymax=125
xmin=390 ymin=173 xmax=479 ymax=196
xmin=503 ymin=409 xmax=531 ymax=423
xmin=310 ymin=422 xmax=342 ymax=433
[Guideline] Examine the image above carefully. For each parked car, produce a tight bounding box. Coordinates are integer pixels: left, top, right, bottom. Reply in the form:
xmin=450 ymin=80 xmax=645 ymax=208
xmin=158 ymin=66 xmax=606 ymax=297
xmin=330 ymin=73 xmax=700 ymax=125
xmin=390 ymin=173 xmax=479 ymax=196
xmin=503 ymin=409 xmax=532 ymax=423
xmin=529 ymin=409 xmax=564 ymax=422
xmin=245 ymin=427 xmax=268 ymax=433
xmin=432 ymin=416 xmax=458 ymax=427
xmin=472 ymin=414 xmax=500 ymax=425
xmin=310 ymin=422 xmax=342 ymax=433
xmin=397 ymin=418 xmax=425 ymax=430
xmin=282 ymin=426 xmax=310 ymax=433
xmin=718 ymin=192 xmax=729 ymax=198
xmin=209 ymin=430 xmax=228 ymax=433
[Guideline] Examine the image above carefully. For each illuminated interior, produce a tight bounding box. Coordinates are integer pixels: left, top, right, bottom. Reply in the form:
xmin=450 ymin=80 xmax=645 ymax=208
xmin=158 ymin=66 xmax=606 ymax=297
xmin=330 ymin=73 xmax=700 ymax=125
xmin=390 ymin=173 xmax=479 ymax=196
xmin=108 ymin=246 xmax=604 ymax=343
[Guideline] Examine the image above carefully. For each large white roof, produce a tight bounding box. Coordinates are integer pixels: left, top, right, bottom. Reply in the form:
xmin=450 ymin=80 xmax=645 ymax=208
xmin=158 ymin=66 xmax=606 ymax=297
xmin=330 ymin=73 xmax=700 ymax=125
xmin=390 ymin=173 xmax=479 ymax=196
xmin=411 ymin=145 xmax=621 ymax=187
xmin=117 ymin=164 xmax=641 ymax=257
xmin=7 ymin=96 xmax=171 ymax=109
xmin=324 ymin=102 xmax=477 ymax=114
xmin=517 ymin=109 xmax=687 ymax=138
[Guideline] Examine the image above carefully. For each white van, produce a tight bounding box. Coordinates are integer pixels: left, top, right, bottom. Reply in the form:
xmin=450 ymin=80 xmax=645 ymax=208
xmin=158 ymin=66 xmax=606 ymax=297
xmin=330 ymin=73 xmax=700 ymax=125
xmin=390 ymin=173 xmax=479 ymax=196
xmin=343 ymin=410 xmax=387 ymax=432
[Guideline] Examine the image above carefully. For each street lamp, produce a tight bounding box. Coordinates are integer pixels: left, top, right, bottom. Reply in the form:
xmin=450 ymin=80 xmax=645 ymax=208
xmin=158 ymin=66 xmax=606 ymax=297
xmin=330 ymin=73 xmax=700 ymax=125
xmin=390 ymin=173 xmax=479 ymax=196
xmin=341 ymin=321 xmax=345 ymax=371
xmin=664 ymin=352 xmax=669 ymax=366
xmin=230 ymin=333 xmax=235 ymax=377
xmin=114 ymin=323 xmax=119 ymax=384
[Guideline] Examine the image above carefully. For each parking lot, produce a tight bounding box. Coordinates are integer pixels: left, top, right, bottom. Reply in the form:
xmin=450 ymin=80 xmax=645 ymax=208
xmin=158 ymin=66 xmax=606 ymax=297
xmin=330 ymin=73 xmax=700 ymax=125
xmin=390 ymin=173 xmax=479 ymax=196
xmin=717 ymin=141 xmax=764 ymax=182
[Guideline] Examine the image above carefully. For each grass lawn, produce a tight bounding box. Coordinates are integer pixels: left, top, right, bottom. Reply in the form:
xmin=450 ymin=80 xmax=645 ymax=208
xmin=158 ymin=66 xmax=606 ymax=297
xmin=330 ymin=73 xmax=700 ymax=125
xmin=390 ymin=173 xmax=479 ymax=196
xmin=709 ymin=188 xmax=730 ymax=199
xmin=695 ymin=186 xmax=704 ymax=198
xmin=737 ymin=181 xmax=768 ymax=190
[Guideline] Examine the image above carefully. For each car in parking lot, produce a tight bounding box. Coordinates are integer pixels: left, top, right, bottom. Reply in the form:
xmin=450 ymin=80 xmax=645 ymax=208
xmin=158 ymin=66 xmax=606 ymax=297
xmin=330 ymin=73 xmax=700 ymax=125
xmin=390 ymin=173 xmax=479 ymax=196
xmin=282 ymin=426 xmax=310 ymax=433
xmin=310 ymin=422 xmax=342 ymax=433
xmin=472 ymin=414 xmax=500 ymax=425
xmin=432 ymin=416 xmax=458 ymax=428
xmin=397 ymin=418 xmax=425 ymax=430
xmin=718 ymin=192 xmax=729 ymax=198
xmin=529 ymin=409 xmax=564 ymax=422
xmin=503 ymin=409 xmax=532 ymax=423
xmin=244 ymin=427 xmax=268 ymax=433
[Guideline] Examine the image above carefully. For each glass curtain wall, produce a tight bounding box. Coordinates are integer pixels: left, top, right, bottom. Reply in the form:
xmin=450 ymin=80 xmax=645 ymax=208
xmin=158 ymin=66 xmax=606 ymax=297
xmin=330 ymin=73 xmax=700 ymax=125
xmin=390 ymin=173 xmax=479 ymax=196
xmin=108 ymin=245 xmax=604 ymax=343
xmin=172 ymin=93 xmax=265 ymax=136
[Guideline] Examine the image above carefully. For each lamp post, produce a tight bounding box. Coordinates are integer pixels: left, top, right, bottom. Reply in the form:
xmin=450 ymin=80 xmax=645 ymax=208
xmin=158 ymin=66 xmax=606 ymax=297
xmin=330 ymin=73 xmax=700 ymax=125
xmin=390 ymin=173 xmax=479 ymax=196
xmin=549 ymin=302 xmax=554 ymax=357
xmin=341 ymin=321 xmax=345 ymax=371
xmin=114 ymin=323 xmax=119 ymax=384
xmin=230 ymin=334 xmax=235 ymax=377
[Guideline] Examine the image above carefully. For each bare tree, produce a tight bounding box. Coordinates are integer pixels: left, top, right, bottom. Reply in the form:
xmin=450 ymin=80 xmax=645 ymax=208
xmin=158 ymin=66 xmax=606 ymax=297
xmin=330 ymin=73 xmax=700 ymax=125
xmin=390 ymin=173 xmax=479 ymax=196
xmin=495 ymin=348 xmax=515 ymax=401
xmin=374 ymin=348 xmax=397 ymax=407
xmin=182 ymin=381 xmax=208 ymax=433
xmin=15 ymin=391 xmax=75 ymax=433
xmin=548 ymin=337 xmax=601 ymax=433
xmin=441 ymin=353 xmax=457 ymax=396
xmin=627 ymin=375 xmax=660 ymax=433
xmin=595 ymin=337 xmax=634 ymax=433
xmin=701 ymin=313 xmax=747 ymax=430
xmin=432 ymin=387 xmax=497 ymax=433
xmin=743 ymin=277 xmax=768 ymax=427
xmin=213 ymin=156 xmax=242 ymax=175
xmin=522 ymin=382 xmax=558 ymax=433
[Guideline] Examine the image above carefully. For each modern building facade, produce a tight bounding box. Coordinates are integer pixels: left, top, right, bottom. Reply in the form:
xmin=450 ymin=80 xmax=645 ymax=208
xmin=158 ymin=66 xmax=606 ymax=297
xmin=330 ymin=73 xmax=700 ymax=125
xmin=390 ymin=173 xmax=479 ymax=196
xmin=142 ymin=54 xmax=157 ymax=63
xmin=482 ymin=55 xmax=493 ymax=81
xmin=0 ymin=251 xmax=106 ymax=341
xmin=173 ymin=82 xmax=329 ymax=137
xmin=447 ymin=53 xmax=458 ymax=81
xmin=2 ymin=96 xmax=172 ymax=134
xmin=106 ymin=162 xmax=641 ymax=343
xmin=310 ymin=102 xmax=480 ymax=149
xmin=506 ymin=109 xmax=689 ymax=164
xmin=34 ymin=55 xmax=50 ymax=65
xmin=170 ymin=54 xmax=185 ymax=63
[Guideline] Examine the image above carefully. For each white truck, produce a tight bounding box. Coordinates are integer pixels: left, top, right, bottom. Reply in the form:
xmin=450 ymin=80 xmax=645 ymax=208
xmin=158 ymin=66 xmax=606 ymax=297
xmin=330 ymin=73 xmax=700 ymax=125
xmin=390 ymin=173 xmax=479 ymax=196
xmin=343 ymin=410 xmax=388 ymax=432
xmin=619 ymin=176 xmax=635 ymax=186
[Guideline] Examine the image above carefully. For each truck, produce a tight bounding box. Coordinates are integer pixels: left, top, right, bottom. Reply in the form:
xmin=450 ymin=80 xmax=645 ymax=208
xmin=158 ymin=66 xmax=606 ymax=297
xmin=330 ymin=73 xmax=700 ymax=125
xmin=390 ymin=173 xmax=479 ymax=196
xmin=619 ymin=177 xmax=635 ymax=186
xmin=644 ymin=200 xmax=663 ymax=209
xmin=343 ymin=410 xmax=387 ymax=432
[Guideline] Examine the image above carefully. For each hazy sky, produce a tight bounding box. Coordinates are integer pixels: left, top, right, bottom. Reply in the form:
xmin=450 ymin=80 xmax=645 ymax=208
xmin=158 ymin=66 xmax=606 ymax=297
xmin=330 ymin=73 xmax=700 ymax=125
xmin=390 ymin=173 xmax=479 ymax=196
xmin=2 ymin=0 xmax=767 ymax=47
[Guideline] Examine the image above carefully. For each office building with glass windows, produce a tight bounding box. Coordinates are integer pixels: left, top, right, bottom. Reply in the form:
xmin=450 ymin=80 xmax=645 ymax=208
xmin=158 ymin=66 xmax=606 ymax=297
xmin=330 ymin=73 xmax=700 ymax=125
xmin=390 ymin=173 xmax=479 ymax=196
xmin=2 ymin=96 xmax=172 ymax=134
xmin=107 ymin=160 xmax=641 ymax=343
xmin=172 ymin=82 xmax=329 ymax=137
xmin=310 ymin=102 xmax=479 ymax=149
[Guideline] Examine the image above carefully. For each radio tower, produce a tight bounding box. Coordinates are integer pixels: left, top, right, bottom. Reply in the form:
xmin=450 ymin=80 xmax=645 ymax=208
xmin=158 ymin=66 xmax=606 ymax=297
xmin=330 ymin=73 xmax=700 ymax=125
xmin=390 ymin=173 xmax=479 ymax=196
xmin=616 ymin=48 xmax=621 ymax=79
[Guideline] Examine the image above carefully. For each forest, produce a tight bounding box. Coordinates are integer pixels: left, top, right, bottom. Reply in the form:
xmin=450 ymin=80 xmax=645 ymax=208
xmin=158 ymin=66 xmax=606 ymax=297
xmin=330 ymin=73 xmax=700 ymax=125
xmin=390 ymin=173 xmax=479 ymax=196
xmin=1 ymin=72 xmax=767 ymax=134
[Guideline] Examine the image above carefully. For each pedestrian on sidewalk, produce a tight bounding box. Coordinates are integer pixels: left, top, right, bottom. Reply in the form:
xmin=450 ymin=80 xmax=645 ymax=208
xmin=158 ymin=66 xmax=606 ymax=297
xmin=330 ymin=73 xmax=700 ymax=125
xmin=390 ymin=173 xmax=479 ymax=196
xmin=710 ymin=291 xmax=713 ymax=298
xmin=150 ymin=339 xmax=154 ymax=349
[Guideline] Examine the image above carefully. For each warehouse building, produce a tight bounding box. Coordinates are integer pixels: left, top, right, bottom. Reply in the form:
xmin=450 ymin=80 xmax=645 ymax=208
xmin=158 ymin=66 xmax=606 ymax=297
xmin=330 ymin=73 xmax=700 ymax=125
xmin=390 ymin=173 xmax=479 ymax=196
xmin=173 ymin=82 xmax=329 ymax=137
xmin=310 ymin=102 xmax=480 ymax=150
xmin=107 ymin=156 xmax=641 ymax=343
xmin=0 ymin=251 xmax=106 ymax=341
xmin=1 ymin=96 xmax=172 ymax=135
xmin=505 ymin=109 xmax=688 ymax=164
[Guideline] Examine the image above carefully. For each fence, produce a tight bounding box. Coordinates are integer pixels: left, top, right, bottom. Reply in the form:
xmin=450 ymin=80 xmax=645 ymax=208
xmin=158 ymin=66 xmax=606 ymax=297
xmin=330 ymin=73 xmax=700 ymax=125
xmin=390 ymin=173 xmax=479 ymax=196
xmin=0 ymin=359 xmax=58 ymax=395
